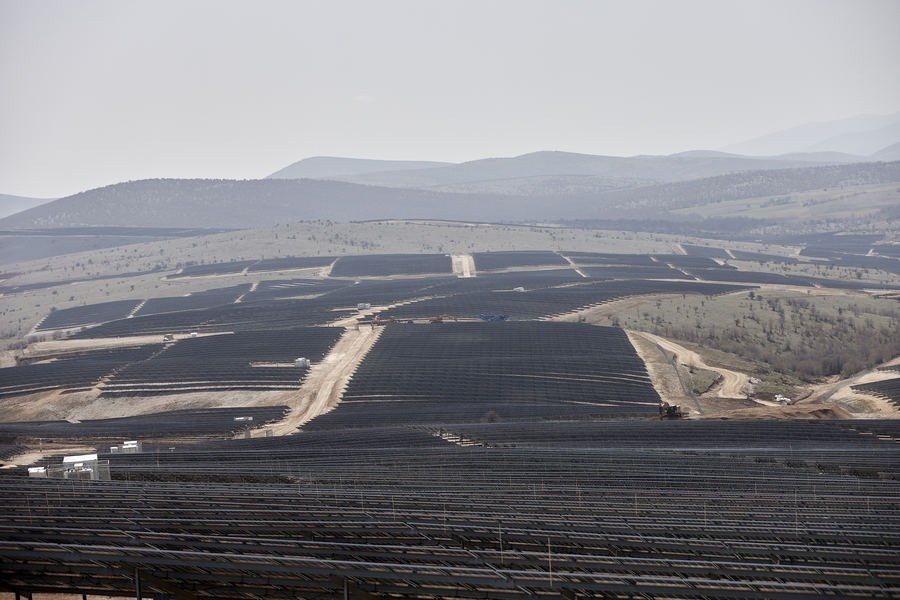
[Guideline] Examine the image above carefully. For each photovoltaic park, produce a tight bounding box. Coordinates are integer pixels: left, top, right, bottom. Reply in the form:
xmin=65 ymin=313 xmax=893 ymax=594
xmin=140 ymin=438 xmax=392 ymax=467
xmin=1 ymin=248 xmax=898 ymax=599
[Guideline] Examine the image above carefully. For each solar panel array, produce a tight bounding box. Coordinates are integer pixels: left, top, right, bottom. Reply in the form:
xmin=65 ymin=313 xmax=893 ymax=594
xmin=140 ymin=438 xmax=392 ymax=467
xmin=0 ymin=419 xmax=897 ymax=598
xmin=0 ymin=346 xmax=160 ymax=399
xmin=313 ymin=323 xmax=659 ymax=430
xmin=0 ymin=406 xmax=288 ymax=442
xmin=134 ymin=284 xmax=251 ymax=316
xmin=35 ymin=299 xmax=142 ymax=331
xmin=853 ymin=376 xmax=900 ymax=409
xmin=473 ymin=251 xmax=569 ymax=270
xmin=382 ymin=280 xmax=746 ymax=321
xmin=99 ymin=328 xmax=343 ymax=397
xmin=330 ymin=254 xmax=453 ymax=277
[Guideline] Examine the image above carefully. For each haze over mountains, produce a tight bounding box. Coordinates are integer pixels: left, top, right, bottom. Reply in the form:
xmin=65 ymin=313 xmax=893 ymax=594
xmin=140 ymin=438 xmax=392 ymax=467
xmin=0 ymin=112 xmax=897 ymax=244
xmin=3 ymin=161 xmax=897 ymax=235
xmin=263 ymin=113 xmax=900 ymax=193
xmin=267 ymin=157 xmax=452 ymax=180
xmin=722 ymin=111 xmax=900 ymax=157
xmin=267 ymin=150 xmax=849 ymax=194
xmin=0 ymin=194 xmax=53 ymax=219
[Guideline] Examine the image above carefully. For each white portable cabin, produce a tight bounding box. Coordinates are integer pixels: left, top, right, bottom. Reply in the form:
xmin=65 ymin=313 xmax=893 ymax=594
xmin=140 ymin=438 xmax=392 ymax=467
xmin=294 ymin=357 xmax=311 ymax=368
xmin=110 ymin=440 xmax=143 ymax=454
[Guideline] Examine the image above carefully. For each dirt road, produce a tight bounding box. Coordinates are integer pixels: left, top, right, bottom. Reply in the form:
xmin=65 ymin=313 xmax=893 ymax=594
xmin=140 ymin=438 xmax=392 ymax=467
xmin=267 ymin=325 xmax=383 ymax=436
xmin=630 ymin=331 xmax=750 ymax=399
xmin=23 ymin=332 xmax=225 ymax=359
xmin=801 ymin=356 xmax=900 ymax=417
xmin=627 ymin=331 xmax=692 ymax=408
xmin=558 ymin=252 xmax=588 ymax=278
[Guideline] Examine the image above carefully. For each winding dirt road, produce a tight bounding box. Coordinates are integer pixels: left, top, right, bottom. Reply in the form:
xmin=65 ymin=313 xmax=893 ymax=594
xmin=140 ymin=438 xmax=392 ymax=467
xmin=630 ymin=331 xmax=750 ymax=399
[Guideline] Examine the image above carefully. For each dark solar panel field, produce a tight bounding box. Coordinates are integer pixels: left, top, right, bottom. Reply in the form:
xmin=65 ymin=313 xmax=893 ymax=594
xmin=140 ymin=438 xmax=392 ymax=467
xmin=3 ymin=252 xmax=899 ymax=599
xmin=382 ymin=280 xmax=746 ymax=321
xmin=0 ymin=419 xmax=897 ymax=598
xmin=310 ymin=322 xmax=660 ymax=430
xmin=174 ymin=260 xmax=259 ymax=277
xmin=472 ymin=250 xmax=569 ymax=270
xmin=853 ymin=376 xmax=900 ymax=409
xmin=247 ymin=256 xmax=335 ymax=272
xmin=99 ymin=328 xmax=343 ymax=397
xmin=681 ymin=244 xmax=732 ymax=259
xmin=35 ymin=300 xmax=142 ymax=331
xmin=134 ymin=284 xmax=250 ymax=316
xmin=330 ymin=254 xmax=453 ymax=277
xmin=0 ymin=406 xmax=288 ymax=441
xmin=0 ymin=345 xmax=161 ymax=400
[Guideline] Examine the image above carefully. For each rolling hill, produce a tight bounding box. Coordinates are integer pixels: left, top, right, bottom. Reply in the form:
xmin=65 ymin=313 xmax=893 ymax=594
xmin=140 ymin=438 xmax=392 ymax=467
xmin=557 ymin=160 xmax=900 ymax=219
xmin=267 ymin=156 xmax=451 ymax=180
xmin=0 ymin=178 xmax=535 ymax=229
xmin=1 ymin=162 xmax=896 ymax=233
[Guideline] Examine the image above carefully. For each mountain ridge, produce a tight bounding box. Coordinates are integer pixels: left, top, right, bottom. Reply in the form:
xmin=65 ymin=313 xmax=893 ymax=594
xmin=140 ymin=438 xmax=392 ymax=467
xmin=722 ymin=112 xmax=900 ymax=156
xmin=0 ymin=194 xmax=55 ymax=219
xmin=316 ymin=150 xmax=848 ymax=191
xmin=2 ymin=161 xmax=897 ymax=231
xmin=267 ymin=156 xmax=451 ymax=180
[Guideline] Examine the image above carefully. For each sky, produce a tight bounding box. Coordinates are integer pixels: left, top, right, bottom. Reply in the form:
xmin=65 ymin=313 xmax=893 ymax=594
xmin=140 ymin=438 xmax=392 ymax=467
xmin=1 ymin=0 xmax=899 ymax=198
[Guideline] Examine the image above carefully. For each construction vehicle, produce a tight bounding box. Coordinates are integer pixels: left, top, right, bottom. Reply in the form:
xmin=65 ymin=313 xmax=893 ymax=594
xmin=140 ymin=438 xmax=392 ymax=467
xmin=361 ymin=315 xmax=397 ymax=327
xmin=429 ymin=315 xmax=457 ymax=324
xmin=659 ymin=402 xmax=686 ymax=420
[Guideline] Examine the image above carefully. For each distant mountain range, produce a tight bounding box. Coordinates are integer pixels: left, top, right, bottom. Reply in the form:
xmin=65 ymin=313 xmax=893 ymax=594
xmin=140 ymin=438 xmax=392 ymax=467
xmin=1 ymin=111 xmax=897 ymax=243
xmin=722 ymin=111 xmax=900 ymax=157
xmin=3 ymin=111 xmax=897 ymax=223
xmin=263 ymin=149 xmax=881 ymax=197
xmin=2 ymin=161 xmax=897 ymax=231
xmin=872 ymin=141 xmax=900 ymax=162
xmin=268 ymin=157 xmax=452 ymax=180
xmin=0 ymin=194 xmax=53 ymax=219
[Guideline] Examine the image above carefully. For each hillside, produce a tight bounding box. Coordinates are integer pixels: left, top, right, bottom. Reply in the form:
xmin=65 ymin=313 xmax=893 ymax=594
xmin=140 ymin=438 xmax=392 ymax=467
xmin=0 ymin=178 xmax=534 ymax=229
xmin=873 ymin=141 xmax=900 ymax=162
xmin=267 ymin=156 xmax=451 ymax=180
xmin=0 ymin=194 xmax=53 ymax=219
xmin=559 ymin=160 xmax=900 ymax=219
xmin=1 ymin=162 xmax=897 ymax=234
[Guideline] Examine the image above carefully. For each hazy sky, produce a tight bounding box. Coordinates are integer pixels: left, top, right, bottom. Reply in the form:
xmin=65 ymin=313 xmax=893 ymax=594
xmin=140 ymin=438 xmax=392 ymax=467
xmin=2 ymin=0 xmax=898 ymax=197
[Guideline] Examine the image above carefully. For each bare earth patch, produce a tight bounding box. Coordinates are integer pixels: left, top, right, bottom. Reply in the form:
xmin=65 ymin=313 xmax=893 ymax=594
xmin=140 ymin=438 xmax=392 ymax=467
xmin=801 ymin=355 xmax=900 ymax=418
xmin=630 ymin=331 xmax=751 ymax=399
xmin=626 ymin=330 xmax=693 ymax=409
xmin=0 ymin=387 xmax=298 ymax=424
